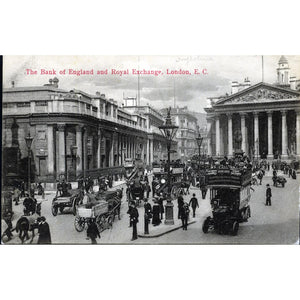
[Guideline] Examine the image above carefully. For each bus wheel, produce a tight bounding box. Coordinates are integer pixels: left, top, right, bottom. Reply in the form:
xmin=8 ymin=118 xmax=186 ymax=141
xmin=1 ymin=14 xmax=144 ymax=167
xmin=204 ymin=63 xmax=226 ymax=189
xmin=202 ymin=217 xmax=211 ymax=234
xmin=231 ymin=221 xmax=239 ymax=236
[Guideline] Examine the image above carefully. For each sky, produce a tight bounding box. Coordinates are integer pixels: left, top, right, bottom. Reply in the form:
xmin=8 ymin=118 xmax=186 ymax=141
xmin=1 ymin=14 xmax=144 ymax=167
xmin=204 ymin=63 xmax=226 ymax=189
xmin=3 ymin=55 xmax=300 ymax=113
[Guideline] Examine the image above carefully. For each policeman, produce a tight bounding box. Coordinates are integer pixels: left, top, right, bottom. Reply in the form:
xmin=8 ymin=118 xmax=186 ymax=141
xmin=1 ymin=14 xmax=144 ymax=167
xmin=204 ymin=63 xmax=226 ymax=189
xmin=129 ymin=202 xmax=139 ymax=241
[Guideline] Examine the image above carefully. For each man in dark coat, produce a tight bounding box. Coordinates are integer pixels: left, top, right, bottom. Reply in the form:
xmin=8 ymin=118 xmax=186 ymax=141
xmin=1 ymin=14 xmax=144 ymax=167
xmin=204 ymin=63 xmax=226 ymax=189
xmin=177 ymin=192 xmax=184 ymax=219
xmin=129 ymin=203 xmax=139 ymax=241
xmin=158 ymin=193 xmax=165 ymax=220
xmin=87 ymin=219 xmax=100 ymax=244
xmin=20 ymin=181 xmax=26 ymax=198
xmin=145 ymin=183 xmax=151 ymax=199
xmin=180 ymin=202 xmax=190 ymax=230
xmin=37 ymin=216 xmax=51 ymax=244
xmin=144 ymin=199 xmax=152 ymax=234
xmin=257 ymin=170 xmax=263 ymax=185
xmin=127 ymin=202 xmax=134 ymax=227
xmin=56 ymin=181 xmax=63 ymax=197
xmin=189 ymin=193 xmax=199 ymax=218
xmin=265 ymin=184 xmax=272 ymax=206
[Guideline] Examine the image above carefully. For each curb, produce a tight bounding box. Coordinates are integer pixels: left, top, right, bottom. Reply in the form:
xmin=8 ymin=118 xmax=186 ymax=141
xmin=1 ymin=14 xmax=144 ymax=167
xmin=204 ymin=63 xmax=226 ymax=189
xmin=138 ymin=221 xmax=197 ymax=238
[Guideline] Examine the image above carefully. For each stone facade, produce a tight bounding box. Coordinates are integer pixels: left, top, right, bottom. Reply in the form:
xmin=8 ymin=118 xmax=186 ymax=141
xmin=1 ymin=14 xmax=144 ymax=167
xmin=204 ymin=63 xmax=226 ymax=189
xmin=2 ymin=79 xmax=173 ymax=183
xmin=205 ymin=57 xmax=300 ymax=161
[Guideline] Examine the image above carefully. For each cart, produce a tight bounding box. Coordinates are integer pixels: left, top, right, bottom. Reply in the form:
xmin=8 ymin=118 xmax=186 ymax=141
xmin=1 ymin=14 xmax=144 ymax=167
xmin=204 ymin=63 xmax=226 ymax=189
xmin=74 ymin=189 xmax=122 ymax=232
xmin=52 ymin=189 xmax=84 ymax=216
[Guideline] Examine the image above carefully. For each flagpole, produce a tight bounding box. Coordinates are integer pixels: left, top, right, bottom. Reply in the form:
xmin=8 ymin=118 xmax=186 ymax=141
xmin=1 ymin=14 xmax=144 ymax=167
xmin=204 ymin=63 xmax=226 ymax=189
xmin=262 ymin=55 xmax=264 ymax=82
xmin=137 ymin=56 xmax=140 ymax=105
xmin=173 ymin=76 xmax=176 ymax=108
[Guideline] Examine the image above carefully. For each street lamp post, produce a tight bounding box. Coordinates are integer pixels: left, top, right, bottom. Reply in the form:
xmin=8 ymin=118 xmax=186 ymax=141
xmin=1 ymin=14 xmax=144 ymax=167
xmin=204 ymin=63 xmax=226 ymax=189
xmin=71 ymin=145 xmax=78 ymax=181
xmin=196 ymin=133 xmax=203 ymax=167
xmin=159 ymin=107 xmax=178 ymax=225
xmin=25 ymin=133 xmax=34 ymax=196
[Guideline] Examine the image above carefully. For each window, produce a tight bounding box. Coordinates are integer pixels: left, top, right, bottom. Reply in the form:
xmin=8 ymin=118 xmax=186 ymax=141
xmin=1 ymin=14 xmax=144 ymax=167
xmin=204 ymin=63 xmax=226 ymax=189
xmin=35 ymin=101 xmax=48 ymax=106
xmin=86 ymin=104 xmax=91 ymax=110
xmin=37 ymin=131 xmax=46 ymax=140
xmin=17 ymin=102 xmax=30 ymax=107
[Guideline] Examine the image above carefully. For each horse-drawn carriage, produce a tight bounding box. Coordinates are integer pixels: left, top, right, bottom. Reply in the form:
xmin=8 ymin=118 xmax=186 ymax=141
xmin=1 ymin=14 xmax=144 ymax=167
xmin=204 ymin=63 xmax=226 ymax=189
xmin=152 ymin=162 xmax=185 ymax=198
xmin=52 ymin=189 xmax=84 ymax=216
xmin=74 ymin=189 xmax=123 ymax=233
xmin=202 ymin=167 xmax=252 ymax=236
xmin=128 ymin=178 xmax=145 ymax=206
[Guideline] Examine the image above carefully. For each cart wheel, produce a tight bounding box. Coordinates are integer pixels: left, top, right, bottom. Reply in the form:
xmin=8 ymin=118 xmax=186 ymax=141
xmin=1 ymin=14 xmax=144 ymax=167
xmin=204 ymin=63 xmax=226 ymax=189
xmin=52 ymin=206 xmax=58 ymax=216
xmin=231 ymin=221 xmax=239 ymax=236
xmin=246 ymin=206 xmax=251 ymax=219
xmin=74 ymin=216 xmax=85 ymax=232
xmin=96 ymin=215 xmax=105 ymax=232
xmin=72 ymin=205 xmax=77 ymax=216
xmin=59 ymin=207 xmax=64 ymax=213
xmin=108 ymin=215 xmax=113 ymax=228
xmin=202 ymin=217 xmax=211 ymax=234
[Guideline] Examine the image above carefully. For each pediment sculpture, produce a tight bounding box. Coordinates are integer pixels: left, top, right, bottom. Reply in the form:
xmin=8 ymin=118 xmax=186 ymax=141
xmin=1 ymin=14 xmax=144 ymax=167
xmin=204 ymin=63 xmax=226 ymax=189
xmin=225 ymin=87 xmax=298 ymax=104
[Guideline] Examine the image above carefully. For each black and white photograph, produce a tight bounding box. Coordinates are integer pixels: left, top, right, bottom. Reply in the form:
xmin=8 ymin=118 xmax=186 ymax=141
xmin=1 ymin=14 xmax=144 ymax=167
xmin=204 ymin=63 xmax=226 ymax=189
xmin=1 ymin=3 xmax=300 ymax=300
xmin=1 ymin=55 xmax=299 ymax=245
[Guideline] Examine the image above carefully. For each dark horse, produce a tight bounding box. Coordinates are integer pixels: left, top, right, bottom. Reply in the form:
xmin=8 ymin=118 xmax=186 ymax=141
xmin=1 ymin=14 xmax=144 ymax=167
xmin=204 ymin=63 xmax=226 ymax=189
xmin=15 ymin=213 xmax=40 ymax=244
xmin=23 ymin=197 xmax=41 ymax=216
xmin=16 ymin=199 xmax=41 ymax=244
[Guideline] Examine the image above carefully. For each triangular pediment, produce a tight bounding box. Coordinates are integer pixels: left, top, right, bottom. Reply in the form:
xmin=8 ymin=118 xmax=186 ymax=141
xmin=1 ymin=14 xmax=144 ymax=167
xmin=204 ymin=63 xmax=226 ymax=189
xmin=215 ymin=82 xmax=300 ymax=106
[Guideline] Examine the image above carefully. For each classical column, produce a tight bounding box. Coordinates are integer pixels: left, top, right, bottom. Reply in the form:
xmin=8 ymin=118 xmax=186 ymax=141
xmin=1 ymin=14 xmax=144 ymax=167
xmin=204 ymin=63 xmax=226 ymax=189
xmin=133 ymin=140 xmax=136 ymax=159
xmin=83 ymin=127 xmax=88 ymax=177
xmin=76 ymin=125 xmax=83 ymax=176
xmin=296 ymin=111 xmax=300 ymax=160
xmin=141 ymin=140 xmax=145 ymax=160
xmin=219 ymin=125 xmax=224 ymax=156
xmin=129 ymin=137 xmax=132 ymax=158
xmin=110 ymin=133 xmax=114 ymax=167
xmin=57 ymin=123 xmax=66 ymax=176
xmin=47 ymin=125 xmax=54 ymax=176
xmin=215 ymin=115 xmax=220 ymax=156
xmin=146 ymin=139 xmax=150 ymax=165
xmin=97 ymin=128 xmax=101 ymax=169
xmin=254 ymin=112 xmax=259 ymax=159
xmin=118 ymin=134 xmax=122 ymax=166
xmin=206 ymin=118 xmax=212 ymax=156
xmin=240 ymin=113 xmax=247 ymax=155
xmin=149 ymin=139 xmax=153 ymax=164
xmin=267 ymin=111 xmax=274 ymax=160
xmin=227 ymin=113 xmax=233 ymax=157
xmin=281 ymin=110 xmax=288 ymax=159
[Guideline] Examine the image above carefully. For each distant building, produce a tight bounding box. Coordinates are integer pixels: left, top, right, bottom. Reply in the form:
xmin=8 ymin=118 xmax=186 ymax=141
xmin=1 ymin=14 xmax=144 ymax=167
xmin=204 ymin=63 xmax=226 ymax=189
xmin=161 ymin=106 xmax=199 ymax=162
xmin=205 ymin=56 xmax=300 ymax=160
xmin=123 ymin=96 xmax=177 ymax=164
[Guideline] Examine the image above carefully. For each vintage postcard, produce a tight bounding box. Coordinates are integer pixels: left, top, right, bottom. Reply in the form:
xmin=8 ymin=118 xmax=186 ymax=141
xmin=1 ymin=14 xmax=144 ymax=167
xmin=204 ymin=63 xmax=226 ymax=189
xmin=1 ymin=55 xmax=300 ymax=244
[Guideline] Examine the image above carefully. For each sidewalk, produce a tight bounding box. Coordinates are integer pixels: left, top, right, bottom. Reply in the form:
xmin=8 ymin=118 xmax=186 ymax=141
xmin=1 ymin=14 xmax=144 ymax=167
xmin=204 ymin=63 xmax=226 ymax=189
xmin=136 ymin=186 xmax=201 ymax=238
